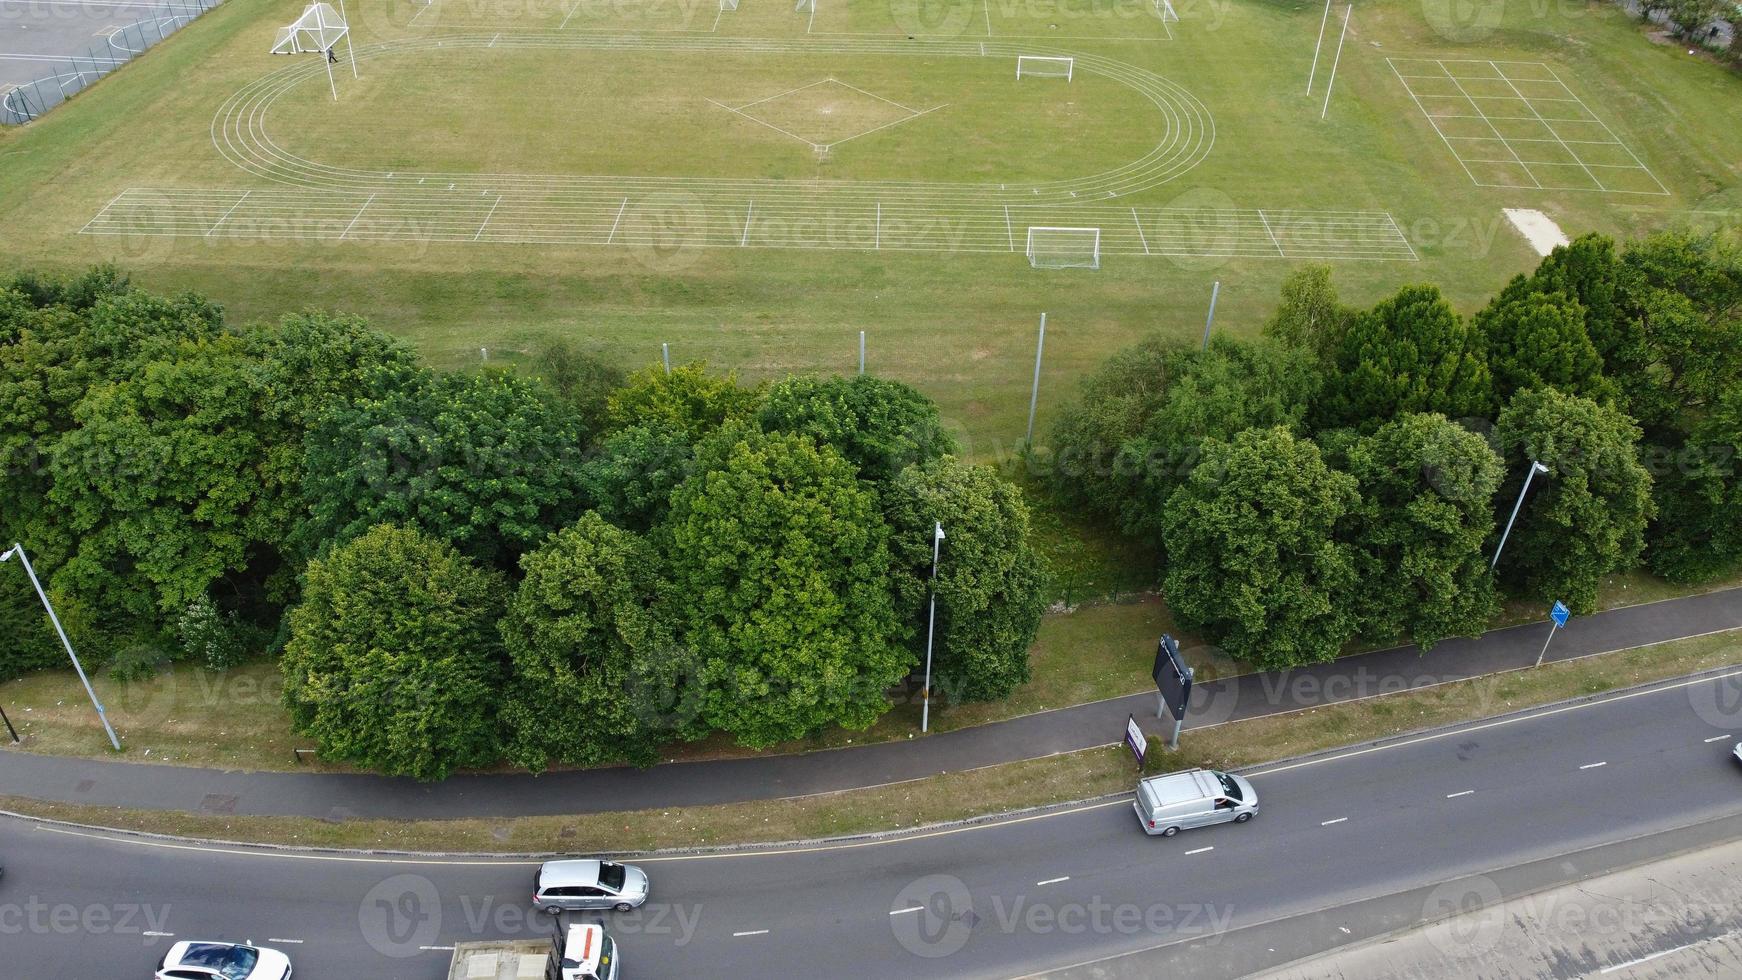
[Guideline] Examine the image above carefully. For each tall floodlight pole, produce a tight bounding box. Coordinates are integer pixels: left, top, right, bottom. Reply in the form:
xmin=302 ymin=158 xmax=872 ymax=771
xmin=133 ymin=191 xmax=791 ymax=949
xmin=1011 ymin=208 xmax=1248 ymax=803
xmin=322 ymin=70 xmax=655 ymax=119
xmin=1319 ymin=5 xmax=1352 ymax=120
xmin=1305 ymin=0 xmax=1333 ymax=93
xmin=1492 ymin=460 xmax=1550 ymax=571
xmin=337 ymin=0 xmax=358 ymax=78
xmin=1 ymin=544 xmax=120 ymax=751
xmin=1025 ymin=313 xmax=1047 ymax=447
xmin=1201 ymin=281 xmax=1220 ymax=349
xmin=920 ymin=522 xmax=945 ymax=734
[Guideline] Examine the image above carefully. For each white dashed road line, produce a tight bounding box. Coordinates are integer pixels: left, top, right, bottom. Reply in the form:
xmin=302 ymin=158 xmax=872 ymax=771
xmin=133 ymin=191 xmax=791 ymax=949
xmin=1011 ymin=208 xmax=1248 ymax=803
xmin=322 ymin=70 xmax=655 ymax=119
xmin=1579 ymin=762 xmax=1608 ymax=770
xmin=733 ymin=930 xmax=769 ymax=937
xmin=1321 ymin=817 xmax=1348 ymax=826
xmin=267 ymin=938 xmax=304 ymax=944
xmin=1705 ymin=735 xmax=1730 ymax=743
xmin=143 ymin=931 xmax=174 ymax=938
xmin=1446 ymin=790 xmax=1475 ymax=799
xmin=890 ymin=906 xmax=924 ymax=916
xmin=1184 ymin=846 xmax=1213 ymax=855
xmin=1036 ymin=876 xmax=1070 ymax=886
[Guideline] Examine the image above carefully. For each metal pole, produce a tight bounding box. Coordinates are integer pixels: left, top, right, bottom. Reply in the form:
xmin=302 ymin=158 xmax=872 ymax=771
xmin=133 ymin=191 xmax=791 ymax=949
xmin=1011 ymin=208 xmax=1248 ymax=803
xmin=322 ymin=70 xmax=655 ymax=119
xmin=338 ymin=0 xmax=358 ymax=78
xmin=1319 ymin=5 xmax=1352 ymax=120
xmin=1025 ymin=313 xmax=1046 ymax=447
xmin=1170 ymin=717 xmax=1182 ymax=751
xmin=1492 ymin=460 xmax=1548 ymax=571
xmin=1305 ymin=0 xmax=1332 ymax=94
xmin=324 ymin=48 xmax=337 ymax=101
xmin=661 ymin=343 xmax=671 ymax=375
xmin=859 ymin=330 xmax=865 ymax=375
xmin=921 ymin=522 xmax=943 ymax=733
xmin=1201 ymin=281 xmax=1220 ymax=349
xmin=1534 ymin=622 xmax=1557 ymax=668
xmin=0 ymin=703 xmax=18 ymax=744
xmin=2 ymin=545 xmax=120 ymax=751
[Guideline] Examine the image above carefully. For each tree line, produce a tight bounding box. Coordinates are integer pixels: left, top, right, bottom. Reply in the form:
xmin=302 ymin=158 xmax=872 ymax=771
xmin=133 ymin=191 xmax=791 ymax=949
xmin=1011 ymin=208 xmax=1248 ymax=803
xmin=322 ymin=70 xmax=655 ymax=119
xmin=0 ymin=268 xmax=1050 ymax=779
xmin=1044 ymin=232 xmax=1742 ymax=669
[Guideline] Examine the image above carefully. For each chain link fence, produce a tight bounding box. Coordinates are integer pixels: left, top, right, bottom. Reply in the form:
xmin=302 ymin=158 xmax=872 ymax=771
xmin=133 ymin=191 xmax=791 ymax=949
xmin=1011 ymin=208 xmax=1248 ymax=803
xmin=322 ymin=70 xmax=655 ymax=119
xmin=2 ymin=0 xmax=224 ymax=125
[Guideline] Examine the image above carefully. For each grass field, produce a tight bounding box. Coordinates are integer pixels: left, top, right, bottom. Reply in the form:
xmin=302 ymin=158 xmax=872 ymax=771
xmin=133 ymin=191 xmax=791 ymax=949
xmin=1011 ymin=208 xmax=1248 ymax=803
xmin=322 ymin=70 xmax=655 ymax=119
xmin=2 ymin=0 xmax=1738 ymax=458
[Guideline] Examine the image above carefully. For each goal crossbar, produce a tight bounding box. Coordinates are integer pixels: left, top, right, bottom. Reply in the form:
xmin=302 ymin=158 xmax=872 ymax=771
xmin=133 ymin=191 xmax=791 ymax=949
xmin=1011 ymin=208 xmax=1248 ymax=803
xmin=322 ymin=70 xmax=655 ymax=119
xmin=1026 ymin=226 xmax=1101 ymax=269
xmin=1015 ymin=55 xmax=1073 ymax=81
xmin=1155 ymin=0 xmax=1179 ymax=21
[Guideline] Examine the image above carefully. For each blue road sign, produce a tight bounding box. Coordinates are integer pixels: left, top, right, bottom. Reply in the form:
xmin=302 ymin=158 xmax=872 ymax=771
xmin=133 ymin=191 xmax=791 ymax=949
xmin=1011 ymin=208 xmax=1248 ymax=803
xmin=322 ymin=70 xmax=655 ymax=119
xmin=1551 ymin=601 xmax=1570 ymax=629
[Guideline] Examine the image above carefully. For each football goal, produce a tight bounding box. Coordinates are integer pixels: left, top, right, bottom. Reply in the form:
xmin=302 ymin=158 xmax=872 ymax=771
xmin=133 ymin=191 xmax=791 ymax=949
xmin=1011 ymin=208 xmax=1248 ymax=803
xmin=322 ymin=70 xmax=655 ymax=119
xmin=795 ymin=0 xmax=813 ymax=10
xmin=1016 ymin=55 xmax=1073 ymax=81
xmin=1026 ymin=227 xmax=1101 ymax=269
xmin=1155 ymin=0 xmax=1179 ymax=21
xmin=721 ymin=0 xmax=738 ymax=9
xmin=270 ymin=2 xmax=355 ymax=100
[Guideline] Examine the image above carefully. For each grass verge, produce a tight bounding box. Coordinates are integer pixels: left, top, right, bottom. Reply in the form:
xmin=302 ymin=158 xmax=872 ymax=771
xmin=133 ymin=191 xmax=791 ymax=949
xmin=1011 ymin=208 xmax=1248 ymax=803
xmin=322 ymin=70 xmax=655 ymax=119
xmin=3 ymin=629 xmax=1737 ymax=854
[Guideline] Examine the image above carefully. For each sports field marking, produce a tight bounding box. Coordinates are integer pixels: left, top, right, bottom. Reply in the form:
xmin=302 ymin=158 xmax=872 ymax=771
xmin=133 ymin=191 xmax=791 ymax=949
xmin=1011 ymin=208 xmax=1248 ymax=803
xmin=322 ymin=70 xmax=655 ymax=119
xmin=83 ymin=189 xmax=1418 ymax=262
xmin=1387 ymin=57 xmax=1668 ymax=195
xmin=709 ymin=78 xmax=944 ymax=153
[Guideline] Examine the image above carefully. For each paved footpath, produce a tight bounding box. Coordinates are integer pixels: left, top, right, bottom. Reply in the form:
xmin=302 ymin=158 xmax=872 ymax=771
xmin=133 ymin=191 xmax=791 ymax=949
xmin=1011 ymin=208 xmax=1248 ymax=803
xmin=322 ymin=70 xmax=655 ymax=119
xmin=3 ymin=589 xmax=1740 ymax=820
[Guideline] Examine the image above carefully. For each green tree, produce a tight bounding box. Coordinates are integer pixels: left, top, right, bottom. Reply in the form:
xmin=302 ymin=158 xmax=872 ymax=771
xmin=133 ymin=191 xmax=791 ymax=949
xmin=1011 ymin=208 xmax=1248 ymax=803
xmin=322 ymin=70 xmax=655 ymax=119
xmin=499 ymin=514 xmax=672 ymax=772
xmin=758 ymin=374 xmax=956 ymax=482
xmin=883 ymin=458 xmax=1051 ymax=703
xmin=1341 ymin=414 xmax=1502 ymax=647
xmin=662 ymin=426 xmax=906 ymax=747
xmin=280 ymin=524 xmax=505 ymax=781
xmin=1117 ymin=337 xmax=1321 ymax=537
xmin=605 ymin=362 xmax=760 ymax=440
xmin=527 ymin=337 xmax=624 ymax=439
xmin=1317 ymin=284 xmax=1492 ymax=431
xmin=300 ymin=368 xmax=587 ymax=567
xmin=1614 ymin=232 xmax=1742 ymax=432
xmin=1493 ymin=388 xmax=1655 ymax=613
xmin=577 ymin=423 xmax=696 ymax=532
xmin=1492 ymin=235 xmax=1633 ymax=372
xmin=1481 ymin=291 xmax=1616 ymax=404
xmin=1646 ymin=385 xmax=1742 ymax=582
xmin=1261 ymin=264 xmax=1361 ymax=368
xmin=1044 ymin=335 xmax=1179 ymax=519
xmin=1161 ymin=427 xmax=1361 ymax=669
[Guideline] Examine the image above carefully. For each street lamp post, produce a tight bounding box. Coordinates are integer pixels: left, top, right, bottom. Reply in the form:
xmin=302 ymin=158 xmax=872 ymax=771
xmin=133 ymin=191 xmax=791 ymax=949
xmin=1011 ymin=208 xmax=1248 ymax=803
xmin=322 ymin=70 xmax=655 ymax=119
xmin=1 ymin=544 xmax=121 ymax=751
xmin=1491 ymin=460 xmax=1550 ymax=572
xmin=921 ymin=522 xmax=945 ymax=734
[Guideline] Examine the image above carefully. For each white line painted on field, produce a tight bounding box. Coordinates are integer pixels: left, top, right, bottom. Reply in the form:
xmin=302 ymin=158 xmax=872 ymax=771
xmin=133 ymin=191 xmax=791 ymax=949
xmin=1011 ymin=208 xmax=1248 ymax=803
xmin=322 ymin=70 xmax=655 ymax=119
xmin=1446 ymin=790 xmax=1475 ymax=799
xmin=606 ymin=196 xmax=628 ymax=244
xmin=1321 ymin=817 xmax=1347 ymax=826
xmin=1579 ymin=761 xmax=1607 ymax=770
xmin=472 ymin=193 xmax=501 ymax=242
xmin=1037 ymin=876 xmax=1070 ymax=886
xmin=733 ymin=929 xmax=769 ymax=937
xmin=337 ymin=193 xmax=375 ymax=241
xmin=1184 ymin=846 xmax=1213 ymax=855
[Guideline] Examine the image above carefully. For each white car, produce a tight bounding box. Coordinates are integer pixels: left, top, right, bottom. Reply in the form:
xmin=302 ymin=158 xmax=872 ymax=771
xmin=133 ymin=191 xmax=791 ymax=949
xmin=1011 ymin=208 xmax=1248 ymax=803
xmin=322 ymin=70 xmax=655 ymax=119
xmin=155 ymin=941 xmax=292 ymax=980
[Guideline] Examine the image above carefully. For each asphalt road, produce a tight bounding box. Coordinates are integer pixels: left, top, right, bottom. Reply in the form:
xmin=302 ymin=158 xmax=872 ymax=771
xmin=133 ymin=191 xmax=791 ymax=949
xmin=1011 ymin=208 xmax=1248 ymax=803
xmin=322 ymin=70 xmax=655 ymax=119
xmin=6 ymin=587 xmax=1740 ymax=821
xmin=6 ymin=665 xmax=1742 ymax=980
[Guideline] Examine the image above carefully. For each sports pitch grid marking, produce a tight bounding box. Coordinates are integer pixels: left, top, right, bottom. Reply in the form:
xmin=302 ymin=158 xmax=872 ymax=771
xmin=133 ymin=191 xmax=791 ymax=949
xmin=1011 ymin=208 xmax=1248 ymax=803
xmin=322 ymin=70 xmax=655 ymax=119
xmin=77 ymin=32 xmax=1413 ymax=261
xmin=1388 ymin=58 xmax=1668 ymax=196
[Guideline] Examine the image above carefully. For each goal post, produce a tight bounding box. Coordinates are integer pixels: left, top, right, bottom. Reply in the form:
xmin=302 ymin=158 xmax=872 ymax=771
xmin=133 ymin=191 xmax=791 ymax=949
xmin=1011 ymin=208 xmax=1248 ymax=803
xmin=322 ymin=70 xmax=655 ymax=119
xmin=1026 ymin=227 xmax=1101 ymax=269
xmin=721 ymin=0 xmax=738 ymax=8
xmin=1155 ymin=0 xmax=1178 ymax=21
xmin=1015 ymin=55 xmax=1073 ymax=81
xmin=795 ymin=0 xmax=813 ymax=10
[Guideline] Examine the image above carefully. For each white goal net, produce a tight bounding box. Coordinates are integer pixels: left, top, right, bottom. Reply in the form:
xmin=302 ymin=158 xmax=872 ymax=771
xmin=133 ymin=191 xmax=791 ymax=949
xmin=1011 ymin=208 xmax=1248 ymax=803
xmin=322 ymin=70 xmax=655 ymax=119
xmin=1026 ymin=227 xmax=1101 ymax=269
xmin=795 ymin=0 xmax=813 ymax=10
xmin=721 ymin=0 xmax=738 ymax=8
xmin=1155 ymin=0 xmax=1178 ymax=21
xmin=1015 ymin=55 xmax=1073 ymax=81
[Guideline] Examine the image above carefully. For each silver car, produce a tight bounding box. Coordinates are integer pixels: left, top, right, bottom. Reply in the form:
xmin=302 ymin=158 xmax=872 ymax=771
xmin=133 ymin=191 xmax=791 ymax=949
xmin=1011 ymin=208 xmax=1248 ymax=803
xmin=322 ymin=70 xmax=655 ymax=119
xmin=533 ymin=859 xmax=649 ymax=913
xmin=1133 ymin=768 xmax=1258 ymax=837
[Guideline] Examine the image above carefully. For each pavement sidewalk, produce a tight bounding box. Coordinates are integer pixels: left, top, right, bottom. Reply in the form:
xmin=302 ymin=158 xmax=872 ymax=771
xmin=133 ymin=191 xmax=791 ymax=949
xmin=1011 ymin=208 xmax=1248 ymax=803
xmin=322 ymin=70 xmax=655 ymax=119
xmin=3 ymin=588 xmax=1740 ymax=821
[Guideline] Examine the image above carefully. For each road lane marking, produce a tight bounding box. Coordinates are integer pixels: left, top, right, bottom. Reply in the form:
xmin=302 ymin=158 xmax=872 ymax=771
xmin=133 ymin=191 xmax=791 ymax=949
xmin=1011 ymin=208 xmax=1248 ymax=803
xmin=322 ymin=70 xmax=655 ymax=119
xmin=143 ymin=931 xmax=174 ymax=937
xmin=1321 ymin=817 xmax=1347 ymax=826
xmin=1446 ymin=790 xmax=1475 ymax=798
xmin=1036 ymin=876 xmax=1070 ymax=886
xmin=733 ymin=929 xmax=769 ymax=937
xmin=890 ymin=906 xmax=924 ymax=916
xmin=1598 ymin=933 xmax=1734 ymax=974
xmin=1580 ymin=762 xmax=1607 ymax=770
xmin=1184 ymin=846 xmax=1213 ymax=855
xmin=418 ymin=945 xmax=455 ymax=951
xmin=1706 ymin=735 xmax=1730 ymax=743
xmin=267 ymin=938 xmax=303 ymax=944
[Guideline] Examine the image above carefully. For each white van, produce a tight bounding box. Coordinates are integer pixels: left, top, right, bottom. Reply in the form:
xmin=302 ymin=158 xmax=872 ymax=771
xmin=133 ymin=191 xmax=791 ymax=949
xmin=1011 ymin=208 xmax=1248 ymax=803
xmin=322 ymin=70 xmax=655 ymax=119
xmin=1133 ymin=768 xmax=1258 ymax=837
